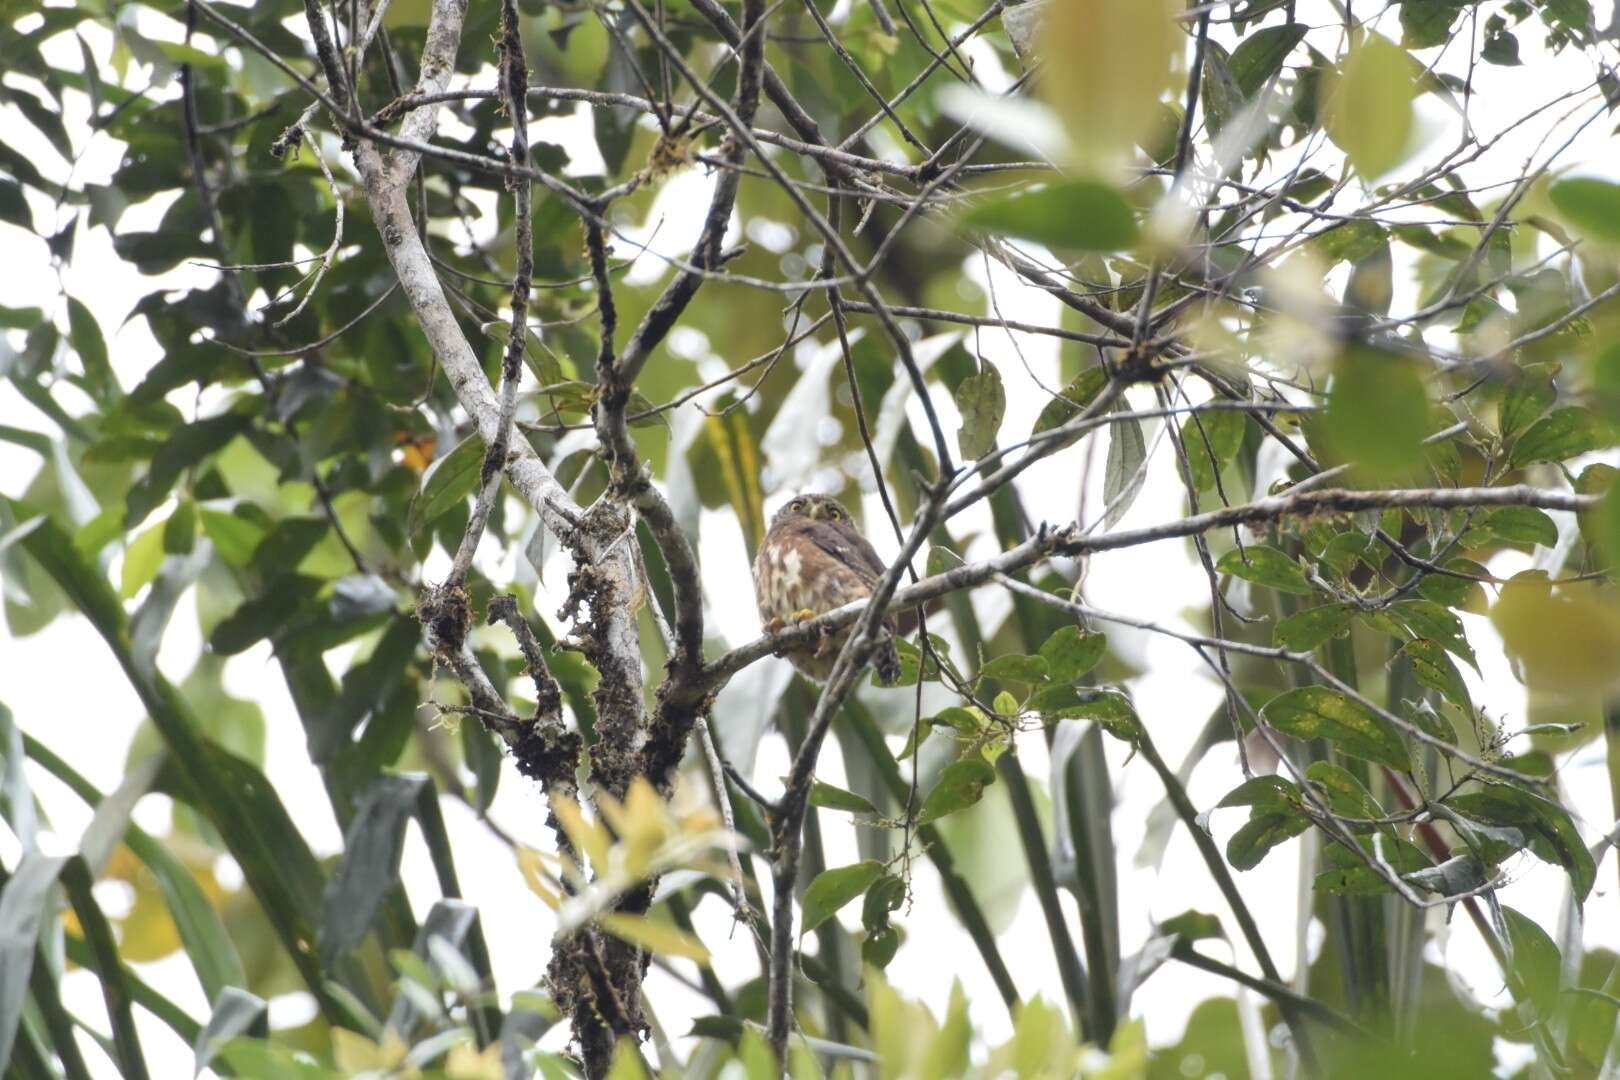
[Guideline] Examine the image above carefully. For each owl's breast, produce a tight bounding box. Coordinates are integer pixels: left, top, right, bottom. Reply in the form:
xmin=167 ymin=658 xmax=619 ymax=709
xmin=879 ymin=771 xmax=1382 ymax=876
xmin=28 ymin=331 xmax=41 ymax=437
xmin=755 ymin=536 xmax=809 ymax=621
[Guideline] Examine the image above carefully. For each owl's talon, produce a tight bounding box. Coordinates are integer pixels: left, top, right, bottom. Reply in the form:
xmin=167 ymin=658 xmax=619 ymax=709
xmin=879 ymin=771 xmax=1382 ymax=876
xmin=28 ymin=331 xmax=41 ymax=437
xmin=791 ymin=608 xmax=818 ymax=623
xmin=762 ymin=616 xmax=786 ymax=635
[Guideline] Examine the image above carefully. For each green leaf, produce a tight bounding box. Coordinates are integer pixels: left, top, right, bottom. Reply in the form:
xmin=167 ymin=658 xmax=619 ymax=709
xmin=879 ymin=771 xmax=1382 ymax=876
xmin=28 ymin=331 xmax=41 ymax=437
xmin=980 ymin=653 xmax=1048 ymax=684
xmin=1549 ymin=178 xmax=1620 ymax=245
xmin=209 ymin=575 xmax=321 ymax=655
xmin=1227 ymin=24 xmax=1309 ymax=97
xmin=1501 ymin=906 xmax=1561 ymax=1016
xmin=1480 ymin=506 xmax=1558 ymax=548
xmin=1227 ymin=807 xmax=1310 ymax=870
xmin=1446 ymin=785 xmax=1594 ymax=901
xmin=1037 ymin=626 xmax=1106 ymax=683
xmin=1415 ymin=558 xmax=1488 ymax=611
xmin=0 ymin=178 xmax=32 ymax=232
xmin=1304 ymin=761 xmax=1383 ymax=822
xmin=1273 ymin=602 xmax=1354 ymax=651
xmin=1182 ymin=410 xmax=1245 ymax=493
xmin=916 ymin=759 xmax=997 ymax=824
xmin=1215 ymin=544 xmax=1311 ymax=595
xmin=66 ymin=296 xmax=116 ymax=406
xmin=861 ymin=874 xmax=905 ymax=931
xmin=1324 ymin=34 xmax=1417 ymax=177
xmin=1217 ymin=775 xmax=1301 ymax=809
xmin=198 ymin=508 xmax=266 ymax=567
xmin=163 ymin=499 xmax=197 ymax=555
xmin=408 ymin=433 xmax=485 ymax=537
xmin=955 ymin=360 xmax=1005 ymax=460
xmin=1102 ymin=410 xmax=1147 ymax=528
xmin=1318 ymin=346 xmax=1429 ymax=480
xmin=1481 ymin=26 xmax=1521 ymax=64
xmin=317 ymin=774 xmax=430 ymax=968
xmin=1391 ymin=598 xmax=1478 ymax=671
xmin=1029 ymin=686 xmax=1139 ymax=741
xmin=1158 ymin=910 xmax=1225 ymax=942
xmin=1511 ymin=407 xmax=1618 ymax=466
xmin=119 ymin=518 xmax=166 ymax=600
xmin=1311 ymin=219 xmax=1388 ymax=265
xmin=809 ymin=780 xmax=878 ymax=815
xmin=963 ymin=180 xmax=1140 ymax=251
xmin=1498 ymin=366 xmax=1557 ymax=438
xmin=1261 ymin=686 xmax=1411 ymax=769
xmin=60 ymin=857 xmax=149 ymax=1079
xmin=1032 ymin=367 xmax=1109 ymax=443
xmin=1399 ymin=0 xmax=1464 ymax=48
xmin=1315 ymin=865 xmax=1394 ymax=896
xmin=801 ymin=861 xmax=885 ymax=935
xmin=1399 ymin=639 xmax=1473 ymax=712
xmin=124 ymin=412 xmax=250 ymax=528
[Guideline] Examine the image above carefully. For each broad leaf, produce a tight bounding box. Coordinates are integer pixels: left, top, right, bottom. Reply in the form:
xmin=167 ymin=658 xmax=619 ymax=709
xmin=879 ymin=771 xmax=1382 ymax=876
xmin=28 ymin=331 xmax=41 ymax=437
xmin=1216 ymin=544 xmax=1311 ymax=595
xmin=801 ymin=861 xmax=885 ymax=935
xmin=1261 ymin=686 xmax=1410 ymax=768
xmin=963 ymin=180 xmax=1140 ymax=251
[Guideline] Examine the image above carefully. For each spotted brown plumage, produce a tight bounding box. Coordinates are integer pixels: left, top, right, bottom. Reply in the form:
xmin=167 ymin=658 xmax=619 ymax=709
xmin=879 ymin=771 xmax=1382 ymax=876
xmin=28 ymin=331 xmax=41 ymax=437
xmin=752 ymin=494 xmax=914 ymax=684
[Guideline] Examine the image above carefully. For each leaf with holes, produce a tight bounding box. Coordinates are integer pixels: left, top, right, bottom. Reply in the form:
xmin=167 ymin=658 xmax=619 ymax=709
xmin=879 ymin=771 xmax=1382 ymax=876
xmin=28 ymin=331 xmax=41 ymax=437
xmin=1391 ymin=598 xmax=1478 ymax=672
xmin=1511 ymin=407 xmax=1618 ymax=466
xmin=1227 ymin=806 xmax=1310 ymax=870
xmin=1400 ymin=639 xmax=1473 ymax=713
xmin=1261 ymin=686 xmax=1410 ymax=769
xmin=955 ymin=360 xmax=1006 ymax=460
xmin=916 ymin=759 xmax=997 ymax=824
xmin=1182 ymin=410 xmax=1246 ymax=493
xmin=1446 ymin=786 xmax=1594 ymax=902
xmin=1273 ymin=603 xmax=1355 ymax=651
xmin=979 ymin=653 xmax=1048 ymax=684
xmin=1038 ymin=626 xmax=1106 ymax=683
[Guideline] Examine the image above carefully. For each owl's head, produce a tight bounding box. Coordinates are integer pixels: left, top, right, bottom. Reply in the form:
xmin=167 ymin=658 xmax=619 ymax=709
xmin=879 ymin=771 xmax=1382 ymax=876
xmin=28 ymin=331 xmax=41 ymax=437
xmin=775 ymin=493 xmax=854 ymax=525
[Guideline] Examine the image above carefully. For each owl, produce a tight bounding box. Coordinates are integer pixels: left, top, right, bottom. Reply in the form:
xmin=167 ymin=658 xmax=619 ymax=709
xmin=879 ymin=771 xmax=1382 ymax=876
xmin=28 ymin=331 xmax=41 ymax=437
xmin=753 ymin=494 xmax=917 ymax=684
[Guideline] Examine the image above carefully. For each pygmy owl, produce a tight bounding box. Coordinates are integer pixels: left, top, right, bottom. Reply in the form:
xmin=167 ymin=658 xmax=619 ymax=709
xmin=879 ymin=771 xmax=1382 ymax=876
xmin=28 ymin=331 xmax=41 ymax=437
xmin=753 ymin=494 xmax=916 ymax=684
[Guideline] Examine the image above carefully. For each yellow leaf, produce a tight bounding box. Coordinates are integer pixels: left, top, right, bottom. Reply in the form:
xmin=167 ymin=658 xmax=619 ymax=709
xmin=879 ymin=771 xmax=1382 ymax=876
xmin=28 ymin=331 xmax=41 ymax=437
xmin=1323 ymin=34 xmax=1417 ymax=178
xmin=606 ymin=1038 xmax=650 ymax=1080
xmin=516 ymin=846 xmax=560 ymax=911
xmin=117 ymin=875 xmax=183 ymax=963
xmin=619 ymin=778 xmax=671 ymax=877
xmin=119 ymin=519 xmax=166 ymax=600
xmin=597 ymin=912 xmax=710 ymax=964
xmin=1491 ymin=576 xmax=1620 ymax=694
xmin=1038 ymin=0 xmax=1180 ymax=172
xmin=445 ymin=1041 xmax=503 ymax=1080
xmin=332 ymin=1028 xmax=411 ymax=1074
xmin=550 ymin=794 xmax=611 ymax=874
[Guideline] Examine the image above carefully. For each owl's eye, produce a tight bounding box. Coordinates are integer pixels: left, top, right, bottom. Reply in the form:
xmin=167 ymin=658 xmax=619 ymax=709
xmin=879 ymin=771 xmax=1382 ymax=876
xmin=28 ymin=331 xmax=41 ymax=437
xmin=828 ymin=507 xmax=843 ymax=521
xmin=788 ymin=499 xmax=803 ymax=512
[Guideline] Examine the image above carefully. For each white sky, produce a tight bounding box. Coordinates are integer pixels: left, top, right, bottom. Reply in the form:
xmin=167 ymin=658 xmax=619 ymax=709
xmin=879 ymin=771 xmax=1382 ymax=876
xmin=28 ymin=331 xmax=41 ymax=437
xmin=2 ymin=2 xmax=1619 ymax=1077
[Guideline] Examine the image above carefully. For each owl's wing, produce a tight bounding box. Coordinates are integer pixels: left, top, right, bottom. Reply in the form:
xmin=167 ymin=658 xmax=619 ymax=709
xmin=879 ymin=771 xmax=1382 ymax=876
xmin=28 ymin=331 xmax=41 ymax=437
xmin=801 ymin=519 xmax=886 ymax=585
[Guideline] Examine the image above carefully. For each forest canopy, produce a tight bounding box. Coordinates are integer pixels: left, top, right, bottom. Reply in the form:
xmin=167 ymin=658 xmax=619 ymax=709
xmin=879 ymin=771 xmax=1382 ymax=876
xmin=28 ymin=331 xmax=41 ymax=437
xmin=2 ymin=0 xmax=1620 ymax=1078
